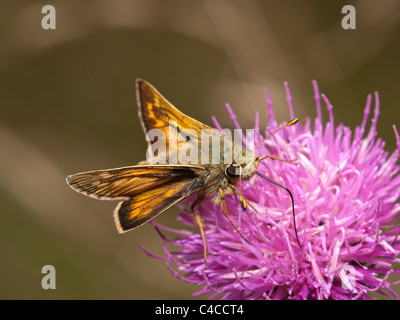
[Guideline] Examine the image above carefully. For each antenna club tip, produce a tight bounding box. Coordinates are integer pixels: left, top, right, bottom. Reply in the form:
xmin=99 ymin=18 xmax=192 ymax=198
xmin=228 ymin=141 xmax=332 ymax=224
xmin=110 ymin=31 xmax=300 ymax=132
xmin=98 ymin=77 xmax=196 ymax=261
xmin=288 ymin=117 xmax=299 ymax=126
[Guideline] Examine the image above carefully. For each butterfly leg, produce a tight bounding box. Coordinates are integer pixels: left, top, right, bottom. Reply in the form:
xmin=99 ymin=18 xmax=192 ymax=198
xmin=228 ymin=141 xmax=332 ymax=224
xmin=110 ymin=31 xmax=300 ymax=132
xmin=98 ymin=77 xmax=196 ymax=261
xmin=191 ymin=197 xmax=208 ymax=265
xmin=237 ymin=166 xmax=246 ymax=210
xmin=218 ymin=188 xmax=251 ymax=245
xmin=228 ymin=183 xmax=259 ymax=213
xmin=258 ymin=154 xmax=297 ymax=162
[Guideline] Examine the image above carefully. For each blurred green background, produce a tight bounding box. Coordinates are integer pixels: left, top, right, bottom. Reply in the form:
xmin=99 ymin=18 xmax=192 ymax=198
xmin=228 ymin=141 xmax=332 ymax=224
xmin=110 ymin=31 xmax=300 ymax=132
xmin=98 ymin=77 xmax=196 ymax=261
xmin=1 ymin=0 xmax=399 ymax=299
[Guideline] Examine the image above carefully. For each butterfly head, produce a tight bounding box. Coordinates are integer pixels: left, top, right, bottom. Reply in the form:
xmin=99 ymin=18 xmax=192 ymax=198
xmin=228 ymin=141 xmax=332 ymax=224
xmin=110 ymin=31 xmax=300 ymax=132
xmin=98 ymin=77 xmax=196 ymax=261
xmin=225 ymin=148 xmax=260 ymax=179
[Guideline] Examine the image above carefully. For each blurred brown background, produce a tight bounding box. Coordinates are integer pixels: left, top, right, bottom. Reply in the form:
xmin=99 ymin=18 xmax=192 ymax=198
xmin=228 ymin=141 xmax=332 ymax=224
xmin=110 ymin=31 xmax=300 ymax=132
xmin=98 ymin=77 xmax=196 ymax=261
xmin=1 ymin=0 xmax=399 ymax=299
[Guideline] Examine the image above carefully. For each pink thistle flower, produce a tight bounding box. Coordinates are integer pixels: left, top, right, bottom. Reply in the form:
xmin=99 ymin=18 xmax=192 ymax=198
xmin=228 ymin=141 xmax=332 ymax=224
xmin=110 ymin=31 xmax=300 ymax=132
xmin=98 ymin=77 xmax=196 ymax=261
xmin=141 ymin=81 xmax=400 ymax=300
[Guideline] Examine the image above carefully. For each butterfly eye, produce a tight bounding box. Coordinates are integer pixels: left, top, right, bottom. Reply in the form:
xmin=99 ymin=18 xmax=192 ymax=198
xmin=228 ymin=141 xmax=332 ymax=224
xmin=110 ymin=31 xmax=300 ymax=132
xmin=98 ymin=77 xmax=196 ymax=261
xmin=226 ymin=164 xmax=240 ymax=177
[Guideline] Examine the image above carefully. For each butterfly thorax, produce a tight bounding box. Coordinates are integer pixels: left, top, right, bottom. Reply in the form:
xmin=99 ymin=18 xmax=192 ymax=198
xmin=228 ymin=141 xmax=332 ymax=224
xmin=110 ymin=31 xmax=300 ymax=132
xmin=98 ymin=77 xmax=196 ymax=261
xmin=198 ymin=147 xmax=259 ymax=205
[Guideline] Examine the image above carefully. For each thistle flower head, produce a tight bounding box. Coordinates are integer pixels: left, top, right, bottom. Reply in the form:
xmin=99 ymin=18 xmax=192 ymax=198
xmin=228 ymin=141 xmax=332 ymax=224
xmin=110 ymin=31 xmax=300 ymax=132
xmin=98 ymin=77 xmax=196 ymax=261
xmin=142 ymin=81 xmax=400 ymax=300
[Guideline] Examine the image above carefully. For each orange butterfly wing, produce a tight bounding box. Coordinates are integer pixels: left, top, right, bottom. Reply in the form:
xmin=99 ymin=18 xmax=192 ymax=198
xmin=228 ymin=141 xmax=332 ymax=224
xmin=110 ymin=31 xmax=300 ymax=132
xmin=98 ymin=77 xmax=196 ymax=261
xmin=137 ymin=79 xmax=213 ymax=136
xmin=66 ymin=165 xmax=207 ymax=233
xmin=114 ymin=178 xmax=201 ymax=233
xmin=137 ymin=79 xmax=224 ymax=164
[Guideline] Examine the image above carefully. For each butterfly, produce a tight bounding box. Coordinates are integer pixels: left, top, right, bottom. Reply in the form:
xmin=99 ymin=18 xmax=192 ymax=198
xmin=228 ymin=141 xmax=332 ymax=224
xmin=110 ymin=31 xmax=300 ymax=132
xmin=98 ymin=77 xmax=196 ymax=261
xmin=66 ymin=79 xmax=302 ymax=262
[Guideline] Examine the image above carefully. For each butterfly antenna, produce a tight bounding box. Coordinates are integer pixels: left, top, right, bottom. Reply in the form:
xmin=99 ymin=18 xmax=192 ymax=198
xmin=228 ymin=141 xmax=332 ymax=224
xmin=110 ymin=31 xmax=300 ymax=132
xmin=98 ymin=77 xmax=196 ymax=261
xmin=252 ymin=117 xmax=299 ymax=151
xmin=255 ymin=171 xmax=303 ymax=250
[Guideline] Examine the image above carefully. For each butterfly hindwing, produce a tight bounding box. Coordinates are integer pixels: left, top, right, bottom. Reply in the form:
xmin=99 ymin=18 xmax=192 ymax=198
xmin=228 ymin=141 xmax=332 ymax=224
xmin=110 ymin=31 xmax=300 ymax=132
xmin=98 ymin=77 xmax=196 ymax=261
xmin=114 ymin=176 xmax=205 ymax=233
xmin=66 ymin=164 xmax=207 ymax=233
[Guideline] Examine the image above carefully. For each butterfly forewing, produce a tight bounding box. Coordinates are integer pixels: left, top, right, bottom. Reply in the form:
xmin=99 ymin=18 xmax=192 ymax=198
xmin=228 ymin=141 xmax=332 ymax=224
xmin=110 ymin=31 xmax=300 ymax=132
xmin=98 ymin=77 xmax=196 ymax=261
xmin=137 ymin=79 xmax=224 ymax=165
xmin=137 ymin=79 xmax=212 ymax=135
